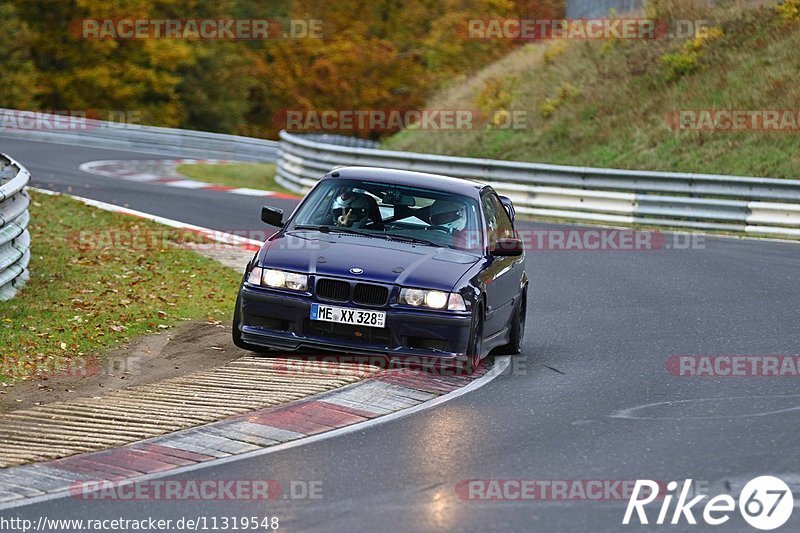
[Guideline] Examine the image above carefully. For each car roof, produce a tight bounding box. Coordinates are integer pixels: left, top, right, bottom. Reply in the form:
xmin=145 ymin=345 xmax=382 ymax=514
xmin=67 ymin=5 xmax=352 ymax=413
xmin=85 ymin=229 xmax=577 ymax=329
xmin=320 ymin=166 xmax=489 ymax=198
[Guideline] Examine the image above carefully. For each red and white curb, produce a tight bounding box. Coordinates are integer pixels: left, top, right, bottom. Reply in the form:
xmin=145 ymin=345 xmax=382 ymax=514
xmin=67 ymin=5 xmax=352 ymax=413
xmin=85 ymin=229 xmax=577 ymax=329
xmin=0 ymin=360 xmax=508 ymax=509
xmin=31 ymin=187 xmax=264 ymax=253
xmin=78 ymin=159 xmax=299 ymax=200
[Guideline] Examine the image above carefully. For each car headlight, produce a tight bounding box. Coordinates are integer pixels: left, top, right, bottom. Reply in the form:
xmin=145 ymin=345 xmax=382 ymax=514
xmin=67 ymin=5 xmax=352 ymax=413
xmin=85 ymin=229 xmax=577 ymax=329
xmin=399 ymin=288 xmax=466 ymax=311
xmin=402 ymin=288 xmax=425 ymax=306
xmin=425 ymin=290 xmax=448 ymax=309
xmin=248 ymin=267 xmax=308 ymax=291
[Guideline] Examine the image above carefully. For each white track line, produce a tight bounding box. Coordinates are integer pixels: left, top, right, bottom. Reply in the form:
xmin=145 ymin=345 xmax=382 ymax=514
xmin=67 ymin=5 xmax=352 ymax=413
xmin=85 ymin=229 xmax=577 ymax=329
xmin=162 ymin=179 xmax=212 ymax=189
xmin=30 ymin=187 xmax=263 ymax=250
xmin=0 ymin=356 xmax=509 ymax=510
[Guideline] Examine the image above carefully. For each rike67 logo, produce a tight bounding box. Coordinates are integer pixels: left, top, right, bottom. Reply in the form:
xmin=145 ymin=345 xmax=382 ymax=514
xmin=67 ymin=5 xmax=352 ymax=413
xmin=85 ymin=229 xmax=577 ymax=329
xmin=623 ymin=476 xmax=794 ymax=530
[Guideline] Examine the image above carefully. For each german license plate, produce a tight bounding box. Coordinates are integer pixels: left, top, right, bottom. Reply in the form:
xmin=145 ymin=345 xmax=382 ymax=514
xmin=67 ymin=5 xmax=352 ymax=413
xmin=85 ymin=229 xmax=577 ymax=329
xmin=310 ymin=303 xmax=386 ymax=328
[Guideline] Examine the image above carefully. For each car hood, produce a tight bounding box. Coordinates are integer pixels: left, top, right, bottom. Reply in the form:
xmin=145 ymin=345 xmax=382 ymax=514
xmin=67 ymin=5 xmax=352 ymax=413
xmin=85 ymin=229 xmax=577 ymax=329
xmin=259 ymin=231 xmax=480 ymax=291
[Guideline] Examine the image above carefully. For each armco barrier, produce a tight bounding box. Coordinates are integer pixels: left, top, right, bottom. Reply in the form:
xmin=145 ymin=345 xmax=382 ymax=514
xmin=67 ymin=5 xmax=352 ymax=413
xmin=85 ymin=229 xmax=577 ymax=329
xmin=276 ymin=131 xmax=800 ymax=238
xmin=0 ymin=155 xmax=31 ymax=301
xmin=0 ymin=109 xmax=278 ymax=162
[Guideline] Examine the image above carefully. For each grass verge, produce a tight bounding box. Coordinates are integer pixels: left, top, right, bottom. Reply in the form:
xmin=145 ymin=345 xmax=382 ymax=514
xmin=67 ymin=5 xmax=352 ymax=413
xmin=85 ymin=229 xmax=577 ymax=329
xmin=0 ymin=191 xmax=242 ymax=383
xmin=384 ymin=1 xmax=800 ymax=179
xmin=176 ymin=162 xmax=297 ymax=195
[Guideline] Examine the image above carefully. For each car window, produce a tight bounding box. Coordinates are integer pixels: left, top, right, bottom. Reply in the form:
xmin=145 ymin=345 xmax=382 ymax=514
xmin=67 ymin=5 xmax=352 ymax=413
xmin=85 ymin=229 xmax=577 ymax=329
xmin=482 ymin=196 xmax=498 ymax=248
xmin=482 ymin=192 xmax=514 ymax=247
xmin=300 ymin=184 xmax=340 ymax=225
xmin=290 ymin=178 xmax=483 ymax=251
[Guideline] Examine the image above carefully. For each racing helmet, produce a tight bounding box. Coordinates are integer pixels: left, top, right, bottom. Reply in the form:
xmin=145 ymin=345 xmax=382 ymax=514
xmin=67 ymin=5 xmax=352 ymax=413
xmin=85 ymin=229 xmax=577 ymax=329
xmin=332 ymin=190 xmax=371 ymax=228
xmin=430 ymin=199 xmax=467 ymax=232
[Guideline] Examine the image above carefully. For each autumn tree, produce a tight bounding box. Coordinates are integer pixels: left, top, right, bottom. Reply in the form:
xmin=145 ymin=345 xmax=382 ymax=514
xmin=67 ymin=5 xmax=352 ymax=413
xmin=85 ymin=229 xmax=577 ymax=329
xmin=0 ymin=0 xmax=564 ymax=137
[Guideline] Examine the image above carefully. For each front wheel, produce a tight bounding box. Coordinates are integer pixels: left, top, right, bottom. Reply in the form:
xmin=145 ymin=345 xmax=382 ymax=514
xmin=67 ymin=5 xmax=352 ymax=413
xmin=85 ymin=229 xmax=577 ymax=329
xmin=462 ymin=304 xmax=484 ymax=374
xmin=497 ymin=289 xmax=526 ymax=355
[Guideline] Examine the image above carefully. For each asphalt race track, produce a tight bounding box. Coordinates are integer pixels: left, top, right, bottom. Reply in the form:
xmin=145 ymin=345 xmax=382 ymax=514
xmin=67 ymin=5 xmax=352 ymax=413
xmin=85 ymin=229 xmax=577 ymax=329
xmin=3 ymin=136 xmax=299 ymax=234
xmin=3 ymin=134 xmax=799 ymax=532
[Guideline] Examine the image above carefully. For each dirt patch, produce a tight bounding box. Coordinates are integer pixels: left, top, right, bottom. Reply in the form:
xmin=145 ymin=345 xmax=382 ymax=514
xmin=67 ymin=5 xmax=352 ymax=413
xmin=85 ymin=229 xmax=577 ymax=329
xmin=0 ymin=320 xmax=247 ymax=413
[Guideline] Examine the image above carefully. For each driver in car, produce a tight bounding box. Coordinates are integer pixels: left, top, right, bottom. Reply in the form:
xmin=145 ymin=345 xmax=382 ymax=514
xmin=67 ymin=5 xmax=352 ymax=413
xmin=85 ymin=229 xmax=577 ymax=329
xmin=332 ymin=190 xmax=372 ymax=228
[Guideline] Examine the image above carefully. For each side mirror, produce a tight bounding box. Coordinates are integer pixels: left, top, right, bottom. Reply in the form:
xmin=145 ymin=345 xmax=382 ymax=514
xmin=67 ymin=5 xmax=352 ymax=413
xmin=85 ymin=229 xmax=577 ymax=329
xmin=261 ymin=206 xmax=284 ymax=227
xmin=491 ymin=237 xmax=523 ymax=257
xmin=498 ymin=195 xmax=516 ymax=224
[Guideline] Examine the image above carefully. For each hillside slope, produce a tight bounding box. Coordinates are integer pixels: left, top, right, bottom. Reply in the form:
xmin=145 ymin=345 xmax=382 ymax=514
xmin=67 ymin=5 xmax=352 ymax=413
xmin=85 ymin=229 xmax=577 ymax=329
xmin=385 ymin=0 xmax=800 ymax=179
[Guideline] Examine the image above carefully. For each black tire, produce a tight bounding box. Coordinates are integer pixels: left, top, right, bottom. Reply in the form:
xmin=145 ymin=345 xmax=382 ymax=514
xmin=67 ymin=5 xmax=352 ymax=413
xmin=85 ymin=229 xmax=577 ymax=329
xmin=463 ymin=304 xmax=484 ymax=374
xmin=497 ymin=289 xmax=526 ymax=355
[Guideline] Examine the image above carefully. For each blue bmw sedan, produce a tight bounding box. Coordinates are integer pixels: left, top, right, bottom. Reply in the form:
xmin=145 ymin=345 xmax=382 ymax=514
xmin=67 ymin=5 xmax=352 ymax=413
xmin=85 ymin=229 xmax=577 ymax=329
xmin=233 ymin=167 xmax=527 ymax=372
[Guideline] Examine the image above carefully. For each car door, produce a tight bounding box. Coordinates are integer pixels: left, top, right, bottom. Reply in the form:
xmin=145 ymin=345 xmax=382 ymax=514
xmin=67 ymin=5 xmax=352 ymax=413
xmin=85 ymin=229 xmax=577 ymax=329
xmin=480 ymin=191 xmax=520 ymax=337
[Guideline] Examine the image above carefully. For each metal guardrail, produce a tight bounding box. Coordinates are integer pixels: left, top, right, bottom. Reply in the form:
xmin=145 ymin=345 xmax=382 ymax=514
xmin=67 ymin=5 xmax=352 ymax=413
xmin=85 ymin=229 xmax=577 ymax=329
xmin=295 ymin=133 xmax=380 ymax=149
xmin=276 ymin=131 xmax=800 ymax=238
xmin=0 ymin=109 xmax=278 ymax=162
xmin=0 ymin=155 xmax=31 ymax=301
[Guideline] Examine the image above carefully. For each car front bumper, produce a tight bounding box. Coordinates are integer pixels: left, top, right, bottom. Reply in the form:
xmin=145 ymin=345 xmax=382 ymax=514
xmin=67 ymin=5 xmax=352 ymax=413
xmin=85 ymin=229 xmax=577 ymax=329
xmin=238 ymin=284 xmax=473 ymax=364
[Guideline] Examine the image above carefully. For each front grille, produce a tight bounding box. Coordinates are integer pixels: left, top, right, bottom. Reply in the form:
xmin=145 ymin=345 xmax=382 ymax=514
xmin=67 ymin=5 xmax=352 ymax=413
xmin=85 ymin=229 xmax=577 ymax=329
xmin=316 ymin=278 xmax=350 ymax=302
xmin=305 ymin=319 xmax=391 ymax=345
xmin=353 ymin=283 xmax=389 ymax=306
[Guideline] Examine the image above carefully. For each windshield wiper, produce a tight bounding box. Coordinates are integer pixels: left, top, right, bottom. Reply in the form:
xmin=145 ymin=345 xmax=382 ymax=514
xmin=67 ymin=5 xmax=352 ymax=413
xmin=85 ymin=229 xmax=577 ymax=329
xmin=379 ymin=233 xmax=441 ymax=247
xmin=293 ymin=224 xmax=366 ymax=236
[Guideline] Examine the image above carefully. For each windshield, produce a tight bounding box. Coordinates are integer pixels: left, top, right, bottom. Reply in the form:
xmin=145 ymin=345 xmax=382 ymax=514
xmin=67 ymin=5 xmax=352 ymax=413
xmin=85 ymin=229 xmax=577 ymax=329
xmin=289 ymin=178 xmax=483 ymax=251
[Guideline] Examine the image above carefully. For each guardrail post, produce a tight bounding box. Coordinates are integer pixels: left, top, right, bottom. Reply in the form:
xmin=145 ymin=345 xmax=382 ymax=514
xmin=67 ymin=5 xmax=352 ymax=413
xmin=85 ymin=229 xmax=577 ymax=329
xmin=0 ymin=155 xmax=32 ymax=301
